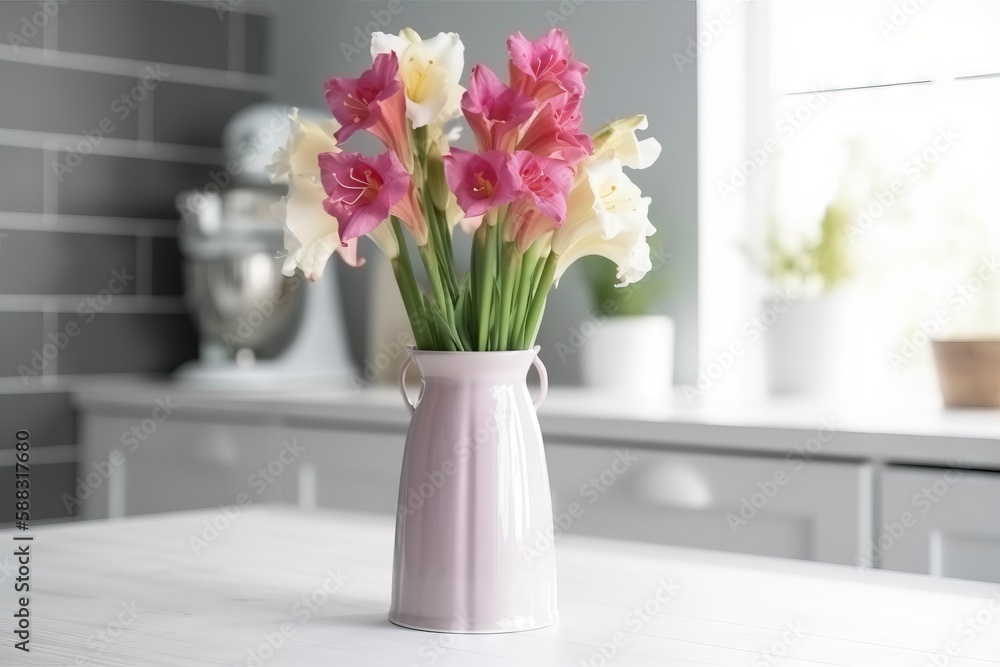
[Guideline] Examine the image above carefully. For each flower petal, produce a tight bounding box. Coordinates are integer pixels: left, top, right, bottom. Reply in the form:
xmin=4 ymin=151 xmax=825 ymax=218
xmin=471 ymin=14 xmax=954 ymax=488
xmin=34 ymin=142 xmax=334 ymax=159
xmin=370 ymin=31 xmax=412 ymax=60
xmin=278 ymin=182 xmax=363 ymax=281
xmin=552 ymin=156 xmax=655 ymax=285
xmin=591 ymin=114 xmax=662 ymax=170
xmin=367 ymin=219 xmax=400 ymax=259
xmin=412 ymin=32 xmax=465 ymax=91
xmin=375 ymin=30 xmax=466 ymax=129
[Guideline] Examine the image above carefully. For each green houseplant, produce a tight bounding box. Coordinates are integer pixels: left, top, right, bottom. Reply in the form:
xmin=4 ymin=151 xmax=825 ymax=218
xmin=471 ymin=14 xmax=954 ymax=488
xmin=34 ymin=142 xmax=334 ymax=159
xmin=762 ymin=200 xmax=857 ymax=395
xmin=575 ymin=238 xmax=674 ymax=396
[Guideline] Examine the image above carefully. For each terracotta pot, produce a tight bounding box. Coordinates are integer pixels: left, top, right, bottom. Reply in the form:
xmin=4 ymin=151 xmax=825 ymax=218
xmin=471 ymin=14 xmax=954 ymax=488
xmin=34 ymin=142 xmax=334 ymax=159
xmin=390 ymin=346 xmax=557 ymax=633
xmin=931 ymin=340 xmax=1000 ymax=408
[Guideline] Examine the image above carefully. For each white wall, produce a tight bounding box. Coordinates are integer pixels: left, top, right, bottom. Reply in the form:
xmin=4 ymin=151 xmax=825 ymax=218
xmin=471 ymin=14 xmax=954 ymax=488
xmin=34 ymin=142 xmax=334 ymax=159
xmin=269 ymin=0 xmax=698 ymax=384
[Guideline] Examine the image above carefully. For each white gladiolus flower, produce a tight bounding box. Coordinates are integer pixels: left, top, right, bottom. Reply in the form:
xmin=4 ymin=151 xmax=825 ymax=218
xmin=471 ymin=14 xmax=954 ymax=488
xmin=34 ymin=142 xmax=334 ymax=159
xmin=552 ymin=157 xmax=656 ymax=286
xmin=591 ymin=114 xmax=662 ymax=170
xmin=366 ymin=218 xmax=401 ymax=260
xmin=371 ymin=29 xmax=465 ymax=129
xmin=268 ymin=109 xmax=399 ymax=280
xmin=267 ymin=108 xmax=336 ymax=186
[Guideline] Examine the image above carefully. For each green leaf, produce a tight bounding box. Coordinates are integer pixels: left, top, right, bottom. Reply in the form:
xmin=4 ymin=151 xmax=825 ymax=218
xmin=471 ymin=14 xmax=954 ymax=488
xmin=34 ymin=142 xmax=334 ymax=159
xmin=429 ymin=299 xmax=462 ymax=351
xmin=581 ymin=232 xmax=667 ymax=316
xmin=489 ymin=277 xmax=501 ymax=351
xmin=454 ymin=279 xmax=473 ymax=351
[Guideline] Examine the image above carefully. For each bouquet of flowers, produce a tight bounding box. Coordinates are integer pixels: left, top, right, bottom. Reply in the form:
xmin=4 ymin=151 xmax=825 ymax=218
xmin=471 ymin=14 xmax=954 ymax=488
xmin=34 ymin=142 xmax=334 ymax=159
xmin=268 ymin=27 xmax=661 ymax=351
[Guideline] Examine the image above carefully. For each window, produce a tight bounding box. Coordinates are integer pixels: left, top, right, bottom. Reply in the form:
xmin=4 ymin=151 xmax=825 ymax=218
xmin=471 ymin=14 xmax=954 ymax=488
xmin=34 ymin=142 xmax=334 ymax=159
xmin=698 ymin=0 xmax=1000 ymax=399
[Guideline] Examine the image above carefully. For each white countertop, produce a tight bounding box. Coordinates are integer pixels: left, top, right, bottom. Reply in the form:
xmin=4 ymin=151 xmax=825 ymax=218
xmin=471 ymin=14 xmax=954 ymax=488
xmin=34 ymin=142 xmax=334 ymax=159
xmin=12 ymin=505 xmax=1000 ymax=666
xmin=72 ymin=378 xmax=1000 ymax=468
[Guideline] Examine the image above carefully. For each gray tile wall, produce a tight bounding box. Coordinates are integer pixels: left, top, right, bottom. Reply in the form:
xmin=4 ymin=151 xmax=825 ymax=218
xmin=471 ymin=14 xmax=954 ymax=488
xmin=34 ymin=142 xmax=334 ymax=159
xmin=0 ymin=0 xmax=272 ymax=522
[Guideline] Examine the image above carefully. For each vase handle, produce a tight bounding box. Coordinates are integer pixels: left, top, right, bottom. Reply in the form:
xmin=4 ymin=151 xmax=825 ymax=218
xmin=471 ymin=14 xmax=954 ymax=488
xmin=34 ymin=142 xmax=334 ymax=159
xmin=530 ymin=346 xmax=548 ymax=409
xmin=400 ymin=348 xmax=546 ymax=412
xmin=398 ymin=354 xmax=421 ymax=414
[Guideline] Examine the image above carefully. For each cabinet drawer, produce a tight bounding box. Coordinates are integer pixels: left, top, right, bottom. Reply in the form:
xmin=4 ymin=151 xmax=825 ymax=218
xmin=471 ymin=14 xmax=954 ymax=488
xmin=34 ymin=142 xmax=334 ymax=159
xmin=544 ymin=442 xmax=870 ymax=565
xmin=288 ymin=427 xmax=405 ymax=515
xmin=880 ymin=466 xmax=1000 ymax=582
xmin=79 ymin=415 xmax=274 ymax=518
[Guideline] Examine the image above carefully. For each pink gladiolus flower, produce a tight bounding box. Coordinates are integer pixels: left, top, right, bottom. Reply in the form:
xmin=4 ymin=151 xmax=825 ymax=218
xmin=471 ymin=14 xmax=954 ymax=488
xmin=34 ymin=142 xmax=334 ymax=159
xmin=548 ymin=91 xmax=584 ymax=130
xmin=324 ymin=53 xmax=413 ymax=171
xmin=516 ymin=101 xmax=593 ymax=167
xmin=507 ymin=29 xmax=588 ymax=103
xmin=508 ymin=151 xmax=573 ymax=224
xmin=462 ymin=64 xmax=535 ymax=153
xmin=443 ymin=148 xmax=521 ymax=218
xmin=319 ymin=150 xmax=427 ymax=245
xmin=506 ymin=151 xmax=573 ymax=251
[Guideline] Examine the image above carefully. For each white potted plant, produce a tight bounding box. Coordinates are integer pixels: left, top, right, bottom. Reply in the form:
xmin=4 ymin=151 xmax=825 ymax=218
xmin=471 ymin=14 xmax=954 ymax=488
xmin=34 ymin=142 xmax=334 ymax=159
xmin=578 ymin=242 xmax=673 ymax=398
xmin=762 ymin=202 xmax=855 ymax=395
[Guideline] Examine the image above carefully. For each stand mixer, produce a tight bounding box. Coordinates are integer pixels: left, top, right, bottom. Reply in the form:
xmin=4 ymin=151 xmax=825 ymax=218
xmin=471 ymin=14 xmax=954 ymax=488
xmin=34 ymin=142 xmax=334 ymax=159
xmin=173 ymin=105 xmax=355 ymax=385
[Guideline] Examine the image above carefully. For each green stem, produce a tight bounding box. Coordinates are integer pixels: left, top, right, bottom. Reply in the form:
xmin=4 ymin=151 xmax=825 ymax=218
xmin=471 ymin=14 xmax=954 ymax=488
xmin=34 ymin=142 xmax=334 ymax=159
xmin=422 ymin=181 xmax=457 ymax=302
xmin=412 ymin=125 xmax=428 ymax=161
xmin=475 ymin=221 xmax=498 ymax=350
xmin=509 ymin=243 xmax=540 ymax=350
xmin=390 ymin=218 xmax=433 ymax=349
xmin=418 ymin=243 xmax=454 ymax=327
xmin=437 ymin=203 xmax=458 ymax=296
xmin=497 ymin=241 xmax=520 ymax=351
xmin=520 ymin=251 xmax=558 ymax=349
xmin=393 ymin=258 xmax=427 ymax=347
xmin=411 ymin=128 xmax=458 ymax=306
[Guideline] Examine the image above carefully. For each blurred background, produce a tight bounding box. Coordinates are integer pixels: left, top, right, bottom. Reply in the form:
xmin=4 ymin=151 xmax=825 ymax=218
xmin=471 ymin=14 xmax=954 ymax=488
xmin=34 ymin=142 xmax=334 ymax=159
xmin=1 ymin=0 xmax=999 ymax=582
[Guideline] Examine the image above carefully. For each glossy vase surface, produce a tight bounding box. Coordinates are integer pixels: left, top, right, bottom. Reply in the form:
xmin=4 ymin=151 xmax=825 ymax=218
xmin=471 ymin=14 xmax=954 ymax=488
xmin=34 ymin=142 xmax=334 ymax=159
xmin=389 ymin=347 xmax=557 ymax=633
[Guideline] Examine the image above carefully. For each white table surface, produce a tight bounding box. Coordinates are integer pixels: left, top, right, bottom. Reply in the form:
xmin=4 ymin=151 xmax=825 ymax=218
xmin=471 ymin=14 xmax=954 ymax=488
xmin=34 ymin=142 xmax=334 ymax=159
xmin=6 ymin=506 xmax=1000 ymax=667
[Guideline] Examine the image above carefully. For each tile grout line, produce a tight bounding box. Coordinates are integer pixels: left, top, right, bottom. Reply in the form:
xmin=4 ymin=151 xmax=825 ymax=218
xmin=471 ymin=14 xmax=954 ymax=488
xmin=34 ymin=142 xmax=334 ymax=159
xmin=0 ymin=213 xmax=178 ymax=237
xmin=228 ymin=9 xmax=246 ymax=74
xmin=0 ymin=128 xmax=225 ymax=166
xmin=44 ymin=0 xmax=59 ymax=53
xmin=42 ymin=297 xmax=58 ymax=379
xmin=0 ymin=43 xmax=273 ymax=93
xmin=0 ymin=294 xmax=186 ymax=313
xmin=136 ymin=229 xmax=153 ymax=298
xmin=41 ymin=135 xmax=59 ymax=227
xmin=0 ymin=445 xmax=77 ymax=468
xmin=138 ymin=81 xmax=155 ymax=144
xmin=164 ymin=0 xmax=273 ymax=17
xmin=0 ymin=372 xmax=171 ymax=394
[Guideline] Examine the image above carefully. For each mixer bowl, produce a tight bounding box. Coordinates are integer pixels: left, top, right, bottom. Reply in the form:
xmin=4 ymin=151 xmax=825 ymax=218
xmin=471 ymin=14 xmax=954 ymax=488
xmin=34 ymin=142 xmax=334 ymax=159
xmin=184 ymin=252 xmax=305 ymax=359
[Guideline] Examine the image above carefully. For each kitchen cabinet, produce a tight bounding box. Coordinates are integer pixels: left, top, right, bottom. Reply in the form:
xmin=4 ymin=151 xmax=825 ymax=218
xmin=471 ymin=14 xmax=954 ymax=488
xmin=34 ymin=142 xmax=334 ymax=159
xmin=282 ymin=426 xmax=405 ymax=514
xmin=880 ymin=466 xmax=1000 ymax=583
xmin=79 ymin=415 xmax=407 ymax=519
xmin=545 ymin=442 xmax=870 ymax=565
xmin=73 ymin=382 xmax=1000 ymax=581
xmin=78 ymin=414 xmax=870 ymax=565
xmin=78 ymin=413 xmax=281 ymax=519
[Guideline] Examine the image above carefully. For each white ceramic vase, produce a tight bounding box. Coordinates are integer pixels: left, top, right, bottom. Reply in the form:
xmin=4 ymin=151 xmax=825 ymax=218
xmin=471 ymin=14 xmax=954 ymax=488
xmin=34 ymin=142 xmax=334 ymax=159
xmin=390 ymin=346 xmax=558 ymax=633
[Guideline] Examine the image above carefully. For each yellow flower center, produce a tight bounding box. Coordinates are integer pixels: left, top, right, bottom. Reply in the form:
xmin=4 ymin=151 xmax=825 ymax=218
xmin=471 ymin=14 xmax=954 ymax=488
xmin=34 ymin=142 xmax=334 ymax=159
xmin=403 ymin=57 xmax=447 ymax=104
xmin=472 ymin=172 xmax=495 ymax=198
